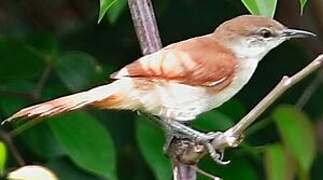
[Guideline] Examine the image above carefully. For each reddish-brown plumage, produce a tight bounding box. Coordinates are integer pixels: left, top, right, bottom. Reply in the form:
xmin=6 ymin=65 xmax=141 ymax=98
xmin=4 ymin=15 xmax=303 ymax=123
xmin=112 ymin=35 xmax=237 ymax=87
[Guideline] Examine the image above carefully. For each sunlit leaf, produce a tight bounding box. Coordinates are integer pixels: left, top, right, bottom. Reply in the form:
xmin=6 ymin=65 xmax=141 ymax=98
xmin=107 ymin=0 xmax=127 ymax=24
xmin=98 ymin=0 xmax=118 ymax=23
xmin=264 ymin=144 xmax=295 ymax=180
xmin=273 ymin=105 xmax=316 ymax=172
xmin=299 ymin=0 xmax=308 ymax=15
xmin=7 ymin=165 xmax=58 ymax=180
xmin=0 ymin=142 xmax=7 ymax=173
xmin=55 ymin=52 xmax=103 ymax=92
xmin=241 ymin=0 xmax=277 ymax=18
xmin=136 ymin=116 xmax=172 ymax=180
xmin=49 ymin=112 xmax=116 ymax=180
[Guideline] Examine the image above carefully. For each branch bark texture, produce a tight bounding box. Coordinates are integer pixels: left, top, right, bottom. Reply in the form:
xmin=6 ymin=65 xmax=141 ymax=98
xmin=127 ymin=1 xmax=197 ymax=179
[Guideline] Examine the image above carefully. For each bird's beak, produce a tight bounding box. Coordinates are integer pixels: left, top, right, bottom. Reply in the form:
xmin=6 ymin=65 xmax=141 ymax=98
xmin=282 ymin=29 xmax=316 ymax=39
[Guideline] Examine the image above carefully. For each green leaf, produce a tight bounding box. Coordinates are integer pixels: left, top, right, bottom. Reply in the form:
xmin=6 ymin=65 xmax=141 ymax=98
xmin=55 ymin=52 xmax=103 ymax=92
xmin=273 ymin=105 xmax=316 ymax=172
xmin=98 ymin=0 xmax=118 ymax=23
xmin=136 ymin=116 xmax=172 ymax=180
xmin=0 ymin=37 xmax=45 ymax=82
xmin=0 ymin=141 xmax=7 ymax=173
xmin=264 ymin=144 xmax=294 ymax=180
xmin=19 ymin=122 xmax=64 ymax=159
xmin=217 ymin=99 xmax=246 ymax=121
xmin=107 ymin=0 xmax=127 ymax=23
xmin=193 ymin=110 xmax=234 ymax=132
xmin=0 ymin=81 xmax=33 ymax=115
xmin=299 ymin=0 xmax=308 ymax=15
xmin=199 ymin=156 xmax=258 ymax=180
xmin=241 ymin=0 xmax=277 ymax=18
xmin=49 ymin=112 xmax=116 ymax=180
xmin=25 ymin=32 xmax=58 ymax=58
xmin=47 ymin=157 xmax=101 ymax=180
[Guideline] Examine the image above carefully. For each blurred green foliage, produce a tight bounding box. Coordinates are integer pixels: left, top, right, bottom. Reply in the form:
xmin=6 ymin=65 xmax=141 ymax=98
xmin=0 ymin=0 xmax=322 ymax=180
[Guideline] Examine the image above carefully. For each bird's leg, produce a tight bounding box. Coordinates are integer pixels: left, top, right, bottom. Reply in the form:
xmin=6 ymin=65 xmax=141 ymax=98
xmin=138 ymin=112 xmax=229 ymax=164
xmin=161 ymin=118 xmax=230 ymax=165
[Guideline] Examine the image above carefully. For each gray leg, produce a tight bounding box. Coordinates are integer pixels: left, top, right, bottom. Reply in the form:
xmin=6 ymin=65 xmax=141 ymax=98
xmin=161 ymin=118 xmax=230 ymax=165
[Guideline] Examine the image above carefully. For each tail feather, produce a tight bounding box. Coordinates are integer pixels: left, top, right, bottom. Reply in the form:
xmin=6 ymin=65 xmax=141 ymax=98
xmin=2 ymin=82 xmax=121 ymax=124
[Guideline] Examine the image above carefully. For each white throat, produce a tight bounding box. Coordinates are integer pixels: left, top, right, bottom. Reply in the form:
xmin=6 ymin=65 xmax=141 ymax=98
xmin=229 ymin=37 xmax=285 ymax=63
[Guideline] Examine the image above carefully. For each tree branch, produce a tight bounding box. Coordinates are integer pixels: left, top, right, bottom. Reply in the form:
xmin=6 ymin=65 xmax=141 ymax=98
xmin=174 ymin=54 xmax=323 ymax=165
xmin=127 ymin=0 xmax=323 ymax=178
xmin=127 ymin=1 xmax=198 ymax=179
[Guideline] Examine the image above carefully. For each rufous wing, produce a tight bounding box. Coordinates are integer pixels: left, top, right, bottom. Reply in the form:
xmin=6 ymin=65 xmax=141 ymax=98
xmin=111 ymin=35 xmax=237 ymax=87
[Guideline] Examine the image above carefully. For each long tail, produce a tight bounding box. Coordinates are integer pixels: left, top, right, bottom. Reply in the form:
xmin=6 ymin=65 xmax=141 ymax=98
xmin=2 ymin=80 xmax=130 ymax=124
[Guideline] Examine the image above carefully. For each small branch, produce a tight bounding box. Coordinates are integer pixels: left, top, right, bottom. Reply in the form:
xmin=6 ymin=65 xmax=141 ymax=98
xmin=176 ymin=54 xmax=323 ymax=164
xmin=128 ymin=0 xmax=162 ymax=54
xmin=32 ymin=64 xmax=52 ymax=100
xmin=296 ymin=67 xmax=323 ymax=108
xmin=0 ymin=90 xmax=35 ymax=101
xmin=0 ymin=131 xmax=25 ymax=166
xmin=127 ymin=1 xmax=198 ymax=179
xmin=228 ymin=54 xmax=323 ymax=139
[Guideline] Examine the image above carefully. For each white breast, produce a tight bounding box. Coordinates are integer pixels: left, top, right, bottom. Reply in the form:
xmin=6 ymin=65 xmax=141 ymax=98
xmin=208 ymin=59 xmax=258 ymax=110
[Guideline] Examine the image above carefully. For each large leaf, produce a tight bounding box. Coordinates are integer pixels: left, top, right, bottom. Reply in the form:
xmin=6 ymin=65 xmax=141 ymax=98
xmin=0 ymin=37 xmax=45 ymax=82
xmin=19 ymin=122 xmax=64 ymax=159
xmin=49 ymin=112 xmax=116 ymax=180
xmin=47 ymin=157 xmax=101 ymax=180
xmin=136 ymin=116 xmax=172 ymax=180
xmin=0 ymin=141 xmax=7 ymax=173
xmin=264 ymin=144 xmax=294 ymax=180
xmin=273 ymin=105 xmax=316 ymax=172
xmin=98 ymin=0 xmax=118 ymax=23
xmin=55 ymin=52 xmax=103 ymax=92
xmin=241 ymin=0 xmax=277 ymax=18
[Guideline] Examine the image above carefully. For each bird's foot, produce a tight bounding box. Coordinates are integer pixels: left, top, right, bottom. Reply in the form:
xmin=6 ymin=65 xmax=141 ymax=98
xmin=162 ymin=121 xmax=230 ymax=165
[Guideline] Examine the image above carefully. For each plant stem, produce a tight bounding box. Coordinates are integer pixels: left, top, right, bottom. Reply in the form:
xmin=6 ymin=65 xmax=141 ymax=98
xmin=127 ymin=0 xmax=197 ymax=179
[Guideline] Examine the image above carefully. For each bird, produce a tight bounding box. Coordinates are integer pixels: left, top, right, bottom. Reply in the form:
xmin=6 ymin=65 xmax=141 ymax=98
xmin=2 ymin=15 xmax=315 ymax=161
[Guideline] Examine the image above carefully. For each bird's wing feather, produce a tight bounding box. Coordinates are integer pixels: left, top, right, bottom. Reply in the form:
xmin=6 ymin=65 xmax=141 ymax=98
xmin=111 ymin=35 xmax=237 ymax=87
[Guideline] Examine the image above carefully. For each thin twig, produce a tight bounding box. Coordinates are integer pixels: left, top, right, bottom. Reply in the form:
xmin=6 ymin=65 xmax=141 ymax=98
xmin=32 ymin=64 xmax=52 ymax=100
xmin=296 ymin=67 xmax=323 ymax=108
xmin=170 ymin=54 xmax=323 ymax=166
xmin=228 ymin=54 xmax=323 ymax=138
xmin=0 ymin=131 xmax=25 ymax=166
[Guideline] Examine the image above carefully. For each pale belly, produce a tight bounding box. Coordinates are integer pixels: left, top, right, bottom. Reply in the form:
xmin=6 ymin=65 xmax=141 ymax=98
xmin=138 ymin=60 xmax=259 ymax=121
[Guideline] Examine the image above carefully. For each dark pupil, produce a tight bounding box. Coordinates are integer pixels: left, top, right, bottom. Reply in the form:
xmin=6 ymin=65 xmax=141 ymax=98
xmin=261 ymin=30 xmax=272 ymax=38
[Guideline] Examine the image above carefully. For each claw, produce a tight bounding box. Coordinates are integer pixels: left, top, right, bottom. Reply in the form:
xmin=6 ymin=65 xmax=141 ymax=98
xmin=204 ymin=142 xmax=230 ymax=165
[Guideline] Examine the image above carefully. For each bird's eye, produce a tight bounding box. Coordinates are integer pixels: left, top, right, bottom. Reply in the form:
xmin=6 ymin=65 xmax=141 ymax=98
xmin=259 ymin=29 xmax=273 ymax=38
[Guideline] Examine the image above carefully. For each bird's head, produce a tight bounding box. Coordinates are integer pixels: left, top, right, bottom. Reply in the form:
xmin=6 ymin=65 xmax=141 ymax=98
xmin=213 ymin=15 xmax=316 ymax=61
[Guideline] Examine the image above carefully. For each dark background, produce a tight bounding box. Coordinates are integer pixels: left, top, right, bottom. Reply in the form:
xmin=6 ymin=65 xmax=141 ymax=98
xmin=0 ymin=0 xmax=322 ymax=179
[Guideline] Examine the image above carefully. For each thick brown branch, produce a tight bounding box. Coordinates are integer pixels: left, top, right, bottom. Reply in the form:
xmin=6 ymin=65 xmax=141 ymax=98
xmin=127 ymin=1 xmax=197 ymax=179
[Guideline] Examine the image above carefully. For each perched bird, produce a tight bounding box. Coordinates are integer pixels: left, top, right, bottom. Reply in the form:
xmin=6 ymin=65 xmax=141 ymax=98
xmin=3 ymin=15 xmax=315 ymax=159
